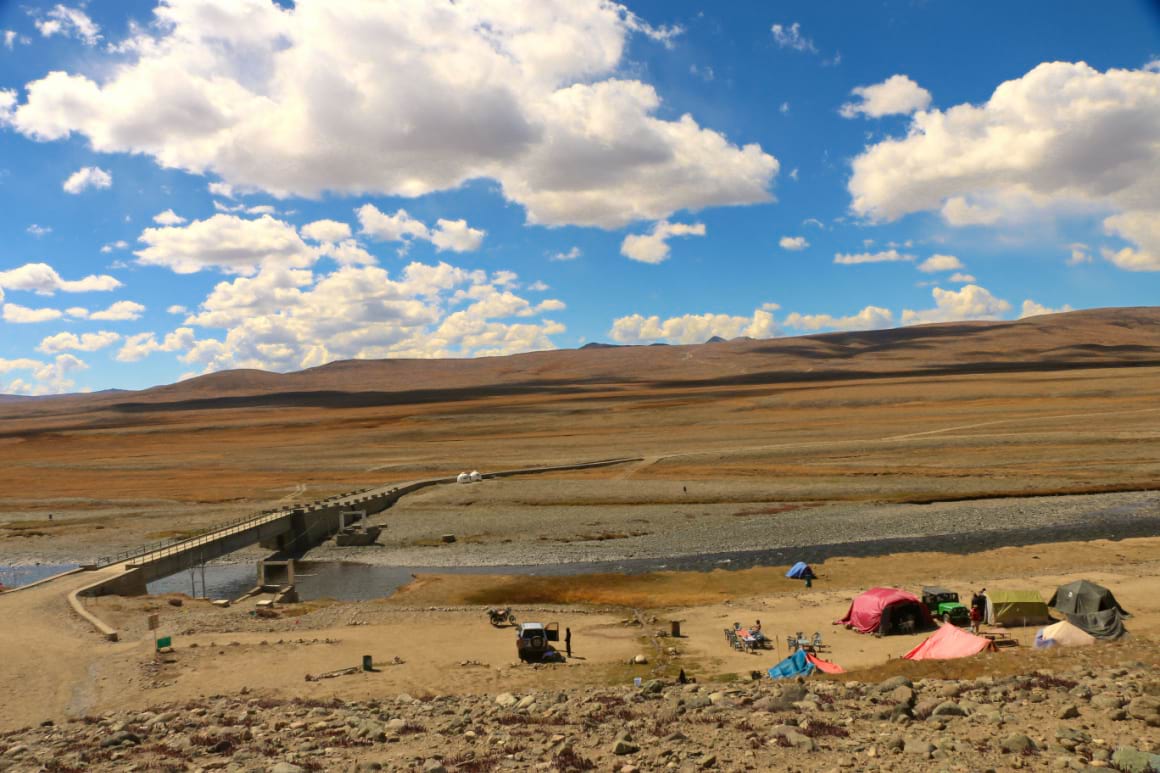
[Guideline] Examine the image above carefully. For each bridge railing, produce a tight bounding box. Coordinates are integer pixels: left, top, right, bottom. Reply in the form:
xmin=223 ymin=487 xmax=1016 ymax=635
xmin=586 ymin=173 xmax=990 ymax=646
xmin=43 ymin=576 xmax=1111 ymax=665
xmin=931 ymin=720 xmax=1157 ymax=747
xmin=94 ymin=487 xmax=378 ymax=567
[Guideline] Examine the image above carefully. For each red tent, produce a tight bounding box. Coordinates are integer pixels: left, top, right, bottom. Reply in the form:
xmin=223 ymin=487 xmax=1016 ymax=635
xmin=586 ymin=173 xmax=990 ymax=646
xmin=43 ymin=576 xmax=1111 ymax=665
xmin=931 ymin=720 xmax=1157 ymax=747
xmin=835 ymin=587 xmax=932 ymax=634
xmin=904 ymin=623 xmax=996 ymax=660
xmin=806 ymin=653 xmax=845 ymax=674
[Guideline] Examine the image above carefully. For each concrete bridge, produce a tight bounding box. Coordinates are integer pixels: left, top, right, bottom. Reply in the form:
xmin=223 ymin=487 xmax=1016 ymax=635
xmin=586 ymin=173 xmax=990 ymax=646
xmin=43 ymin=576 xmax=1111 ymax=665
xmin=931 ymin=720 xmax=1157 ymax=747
xmin=51 ymin=457 xmax=639 ymax=639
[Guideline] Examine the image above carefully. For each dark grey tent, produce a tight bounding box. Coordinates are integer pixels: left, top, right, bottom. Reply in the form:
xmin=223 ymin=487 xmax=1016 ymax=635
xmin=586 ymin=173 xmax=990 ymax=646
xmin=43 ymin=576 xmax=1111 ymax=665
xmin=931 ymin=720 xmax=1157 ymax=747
xmin=1048 ymin=580 xmax=1129 ymax=639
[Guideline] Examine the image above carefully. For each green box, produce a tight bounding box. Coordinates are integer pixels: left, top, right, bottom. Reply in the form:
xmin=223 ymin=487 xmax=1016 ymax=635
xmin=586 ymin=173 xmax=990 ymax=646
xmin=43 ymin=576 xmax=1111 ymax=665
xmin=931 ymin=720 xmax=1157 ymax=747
xmin=156 ymin=636 xmax=172 ymax=650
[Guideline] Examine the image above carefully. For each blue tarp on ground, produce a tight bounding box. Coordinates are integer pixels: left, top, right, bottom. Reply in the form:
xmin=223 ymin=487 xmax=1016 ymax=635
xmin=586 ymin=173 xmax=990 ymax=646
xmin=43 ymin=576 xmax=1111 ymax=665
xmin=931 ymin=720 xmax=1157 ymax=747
xmin=786 ymin=562 xmax=815 ymax=579
xmin=767 ymin=649 xmax=813 ymax=679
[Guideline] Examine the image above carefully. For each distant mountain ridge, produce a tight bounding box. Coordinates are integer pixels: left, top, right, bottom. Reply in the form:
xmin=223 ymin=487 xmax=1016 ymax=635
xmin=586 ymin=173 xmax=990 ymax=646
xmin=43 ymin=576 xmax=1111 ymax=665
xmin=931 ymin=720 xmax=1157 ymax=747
xmin=2 ymin=307 xmax=1158 ymax=415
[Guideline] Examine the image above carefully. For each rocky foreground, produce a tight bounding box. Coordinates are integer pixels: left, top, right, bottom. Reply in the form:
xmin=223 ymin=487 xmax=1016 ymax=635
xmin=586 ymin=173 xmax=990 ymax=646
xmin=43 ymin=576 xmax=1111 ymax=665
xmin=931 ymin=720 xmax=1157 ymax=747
xmin=2 ymin=654 xmax=1159 ymax=773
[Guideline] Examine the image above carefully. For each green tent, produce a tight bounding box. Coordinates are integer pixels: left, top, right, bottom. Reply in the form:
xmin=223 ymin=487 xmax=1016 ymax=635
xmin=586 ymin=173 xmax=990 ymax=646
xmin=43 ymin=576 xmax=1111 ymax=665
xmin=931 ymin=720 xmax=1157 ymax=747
xmin=1048 ymin=580 xmax=1129 ymax=639
xmin=985 ymin=589 xmax=1051 ymax=627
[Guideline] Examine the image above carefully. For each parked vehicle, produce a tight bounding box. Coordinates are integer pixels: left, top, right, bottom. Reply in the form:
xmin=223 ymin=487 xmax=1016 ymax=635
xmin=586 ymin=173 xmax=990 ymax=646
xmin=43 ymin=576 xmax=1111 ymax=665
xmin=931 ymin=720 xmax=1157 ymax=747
xmin=515 ymin=622 xmax=560 ymax=662
xmin=487 ymin=607 xmax=516 ymax=626
xmin=921 ymin=586 xmax=970 ymax=626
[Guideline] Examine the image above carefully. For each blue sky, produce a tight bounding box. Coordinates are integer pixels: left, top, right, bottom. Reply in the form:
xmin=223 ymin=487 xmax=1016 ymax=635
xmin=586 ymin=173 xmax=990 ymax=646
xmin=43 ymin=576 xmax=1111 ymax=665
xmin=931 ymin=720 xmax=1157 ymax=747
xmin=1 ymin=0 xmax=1157 ymax=394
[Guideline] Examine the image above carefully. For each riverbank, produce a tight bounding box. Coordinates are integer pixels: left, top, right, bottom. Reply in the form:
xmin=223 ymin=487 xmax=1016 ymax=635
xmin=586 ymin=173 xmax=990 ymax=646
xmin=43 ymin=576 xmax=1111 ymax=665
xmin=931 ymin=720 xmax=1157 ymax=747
xmin=305 ymin=486 xmax=1160 ymax=569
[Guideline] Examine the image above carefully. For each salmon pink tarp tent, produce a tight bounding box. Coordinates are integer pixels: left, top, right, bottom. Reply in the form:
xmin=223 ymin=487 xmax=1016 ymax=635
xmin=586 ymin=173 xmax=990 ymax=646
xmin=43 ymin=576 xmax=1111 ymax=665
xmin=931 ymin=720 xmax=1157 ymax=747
xmin=835 ymin=587 xmax=932 ymax=635
xmin=904 ymin=622 xmax=997 ymax=660
xmin=806 ymin=653 xmax=845 ymax=674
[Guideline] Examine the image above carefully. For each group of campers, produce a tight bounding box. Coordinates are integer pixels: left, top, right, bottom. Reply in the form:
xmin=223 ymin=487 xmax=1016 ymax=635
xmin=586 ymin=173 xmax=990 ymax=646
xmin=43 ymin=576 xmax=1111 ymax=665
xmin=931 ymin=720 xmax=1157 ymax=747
xmin=766 ymin=576 xmax=1130 ymax=679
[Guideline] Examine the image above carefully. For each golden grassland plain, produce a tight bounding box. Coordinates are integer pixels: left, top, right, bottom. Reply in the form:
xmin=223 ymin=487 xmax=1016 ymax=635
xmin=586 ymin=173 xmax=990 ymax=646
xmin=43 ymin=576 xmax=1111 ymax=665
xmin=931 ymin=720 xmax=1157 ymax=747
xmin=0 ymin=310 xmax=1158 ymax=735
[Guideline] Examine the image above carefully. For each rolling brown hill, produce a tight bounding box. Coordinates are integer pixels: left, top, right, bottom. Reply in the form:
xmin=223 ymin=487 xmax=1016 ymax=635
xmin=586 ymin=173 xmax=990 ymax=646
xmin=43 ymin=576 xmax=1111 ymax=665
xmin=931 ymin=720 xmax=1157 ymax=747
xmin=3 ymin=306 xmax=1158 ymax=418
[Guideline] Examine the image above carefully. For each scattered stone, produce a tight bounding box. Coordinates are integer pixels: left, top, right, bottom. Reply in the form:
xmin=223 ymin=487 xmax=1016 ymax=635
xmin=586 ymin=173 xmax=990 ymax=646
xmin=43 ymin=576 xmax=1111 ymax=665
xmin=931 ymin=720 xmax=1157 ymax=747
xmin=1000 ymin=734 xmax=1037 ymax=755
xmin=1110 ymin=747 xmax=1160 ymax=773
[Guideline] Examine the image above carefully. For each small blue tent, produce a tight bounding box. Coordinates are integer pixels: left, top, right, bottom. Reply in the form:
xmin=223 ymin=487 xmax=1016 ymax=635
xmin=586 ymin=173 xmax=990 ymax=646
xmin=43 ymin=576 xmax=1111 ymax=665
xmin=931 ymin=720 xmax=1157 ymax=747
xmin=767 ymin=649 xmax=813 ymax=680
xmin=786 ymin=561 xmax=815 ymax=579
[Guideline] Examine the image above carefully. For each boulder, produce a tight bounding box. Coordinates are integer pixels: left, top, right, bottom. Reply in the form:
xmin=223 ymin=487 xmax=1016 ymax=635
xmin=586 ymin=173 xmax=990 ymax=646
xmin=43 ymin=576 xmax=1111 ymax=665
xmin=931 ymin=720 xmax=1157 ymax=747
xmin=1000 ymin=734 xmax=1037 ymax=755
xmin=931 ymin=702 xmax=968 ymax=717
xmin=494 ymin=693 xmax=518 ymax=708
xmin=1126 ymin=697 xmax=1160 ymax=726
xmin=1111 ymin=747 xmax=1160 ymax=773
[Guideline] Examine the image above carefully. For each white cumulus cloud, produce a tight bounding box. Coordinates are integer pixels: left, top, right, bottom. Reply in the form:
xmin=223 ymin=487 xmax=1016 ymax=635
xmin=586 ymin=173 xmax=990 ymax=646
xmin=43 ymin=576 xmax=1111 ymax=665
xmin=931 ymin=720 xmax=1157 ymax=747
xmin=840 ymin=74 xmax=931 ymax=119
xmin=610 ymin=309 xmax=775 ymax=344
xmin=1019 ymin=300 xmax=1074 ymax=319
xmin=300 ymin=219 xmax=353 ymax=244
xmin=37 ymin=330 xmax=120 ymax=354
xmin=62 ymin=166 xmax=111 ymax=194
xmin=901 ymin=284 xmax=1012 ymax=325
xmin=152 ymin=209 xmax=186 ymax=226
xmin=136 ymin=214 xmax=316 ymax=275
xmin=3 ymin=303 xmax=64 ymax=323
xmin=430 ymin=219 xmax=486 ymax=253
xmin=6 ymin=1 xmax=776 ymax=229
xmin=0 ymin=353 xmax=87 ymax=395
xmin=0 ymin=262 xmax=120 ymax=294
xmin=116 ymin=328 xmax=196 ymax=362
xmin=89 ymin=300 xmax=146 ymax=321
xmin=782 ymin=306 xmax=893 ymax=332
xmin=848 ymin=62 xmax=1160 ymax=270
xmin=779 ymin=236 xmax=808 ymax=251
xmin=917 ymin=254 xmax=965 ymax=273
xmin=620 ymin=221 xmax=705 ymax=264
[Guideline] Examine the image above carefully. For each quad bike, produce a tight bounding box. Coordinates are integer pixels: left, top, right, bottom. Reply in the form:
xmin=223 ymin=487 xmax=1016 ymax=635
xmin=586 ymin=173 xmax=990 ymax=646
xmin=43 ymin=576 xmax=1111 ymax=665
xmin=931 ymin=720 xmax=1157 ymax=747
xmin=487 ymin=607 xmax=516 ymax=626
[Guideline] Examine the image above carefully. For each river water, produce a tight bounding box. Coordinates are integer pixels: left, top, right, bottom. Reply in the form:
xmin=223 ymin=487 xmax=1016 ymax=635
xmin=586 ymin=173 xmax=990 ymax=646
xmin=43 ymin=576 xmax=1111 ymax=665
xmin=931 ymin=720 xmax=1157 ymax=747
xmin=134 ymin=505 xmax=1160 ymax=602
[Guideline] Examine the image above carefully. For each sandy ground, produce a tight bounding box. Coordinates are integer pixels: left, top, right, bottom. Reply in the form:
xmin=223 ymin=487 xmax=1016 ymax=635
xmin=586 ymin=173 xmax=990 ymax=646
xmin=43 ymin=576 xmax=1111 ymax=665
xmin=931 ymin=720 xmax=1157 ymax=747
xmin=2 ymin=534 xmax=1157 ymax=735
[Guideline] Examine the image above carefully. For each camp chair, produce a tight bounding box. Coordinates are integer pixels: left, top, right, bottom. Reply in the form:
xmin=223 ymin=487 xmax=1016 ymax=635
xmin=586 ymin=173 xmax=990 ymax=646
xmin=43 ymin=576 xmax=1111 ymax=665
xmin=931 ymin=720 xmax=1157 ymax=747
xmin=811 ymin=632 xmax=823 ymax=650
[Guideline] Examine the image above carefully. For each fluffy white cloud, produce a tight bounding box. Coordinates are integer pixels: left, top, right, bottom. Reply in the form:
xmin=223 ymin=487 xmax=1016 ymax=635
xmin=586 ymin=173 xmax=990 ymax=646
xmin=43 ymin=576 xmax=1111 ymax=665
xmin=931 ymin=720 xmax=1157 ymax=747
xmin=0 ymin=353 xmax=87 ymax=395
xmin=34 ymin=5 xmax=100 ymax=45
xmin=620 ymin=220 xmax=705 ymax=264
xmin=357 ymin=206 xmax=430 ymax=244
xmin=26 ymin=224 xmax=51 ymax=237
xmin=770 ymin=22 xmax=815 ymax=53
xmin=167 ymin=304 xmax=187 ymax=314
xmin=833 ymin=249 xmax=914 ymax=265
xmin=300 ymin=219 xmax=352 ymax=244
xmin=6 ymin=1 xmax=776 ymax=229
xmin=355 ymin=205 xmax=484 ymax=254
xmin=136 ymin=214 xmax=316 ymax=275
xmin=940 ymin=196 xmax=1001 ymax=226
xmin=88 ymin=300 xmax=146 ymax=321
xmin=782 ymin=306 xmax=893 ymax=332
xmin=610 ymin=308 xmax=775 ymax=344
xmin=0 ymin=262 xmax=120 ymax=294
xmin=1019 ymin=300 xmax=1074 ymax=319
xmin=100 ymin=240 xmax=130 ymax=253
xmin=164 ymin=261 xmax=567 ymax=372
xmin=901 ymin=284 xmax=1012 ymax=325
xmin=3 ymin=303 xmax=63 ymax=323
xmin=62 ymin=166 xmax=112 ymax=194
xmin=1101 ymin=209 xmax=1160 ymax=271
xmin=840 ymin=75 xmax=931 ymax=119
xmin=779 ymin=236 xmax=808 ymax=251
xmin=549 ymin=246 xmax=582 ymax=261
xmin=849 ymin=62 xmax=1160 ymax=269
xmin=152 ymin=209 xmax=186 ymax=225
xmin=917 ymin=254 xmax=965 ymax=273
xmin=116 ymin=328 xmax=196 ymax=362
xmin=948 ymin=272 xmax=976 ymax=283
xmin=430 ymin=219 xmax=486 ymax=253
xmin=37 ymin=330 xmax=120 ymax=353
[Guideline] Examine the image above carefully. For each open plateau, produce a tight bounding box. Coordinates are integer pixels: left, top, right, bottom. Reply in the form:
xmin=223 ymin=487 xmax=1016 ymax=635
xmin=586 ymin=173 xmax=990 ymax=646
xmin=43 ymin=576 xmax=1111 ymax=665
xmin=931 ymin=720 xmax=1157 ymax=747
xmin=0 ymin=307 xmax=1158 ymax=772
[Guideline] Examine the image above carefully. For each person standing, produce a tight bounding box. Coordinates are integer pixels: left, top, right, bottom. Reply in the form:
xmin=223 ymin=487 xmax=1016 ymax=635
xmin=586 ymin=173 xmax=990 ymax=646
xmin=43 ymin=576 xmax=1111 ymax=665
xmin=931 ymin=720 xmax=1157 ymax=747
xmin=565 ymin=627 xmax=572 ymax=658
